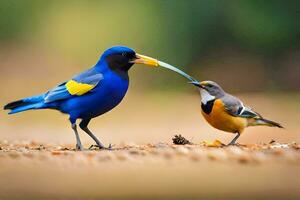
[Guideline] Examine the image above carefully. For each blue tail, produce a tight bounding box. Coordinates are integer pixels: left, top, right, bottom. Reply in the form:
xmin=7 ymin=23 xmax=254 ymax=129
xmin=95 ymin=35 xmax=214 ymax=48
xmin=4 ymin=94 xmax=46 ymax=114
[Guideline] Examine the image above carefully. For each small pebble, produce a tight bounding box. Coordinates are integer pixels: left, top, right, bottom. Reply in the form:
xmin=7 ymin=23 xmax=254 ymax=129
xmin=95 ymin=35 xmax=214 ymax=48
xmin=251 ymin=152 xmax=268 ymax=163
xmin=155 ymin=142 xmax=169 ymax=149
xmin=227 ymin=146 xmax=245 ymax=156
xmin=190 ymin=152 xmax=202 ymax=161
xmin=175 ymin=146 xmax=189 ymax=155
xmin=8 ymin=151 xmax=20 ymax=159
xmin=271 ymin=149 xmax=285 ymax=156
xmin=270 ymin=143 xmax=289 ymax=149
xmin=38 ymin=153 xmax=48 ymax=161
xmin=149 ymin=149 xmax=160 ymax=155
xmin=163 ymin=149 xmax=174 ymax=159
xmin=207 ymin=149 xmax=227 ymax=161
xmin=51 ymin=151 xmax=62 ymax=155
xmin=115 ymin=152 xmax=130 ymax=161
xmin=237 ymin=155 xmax=251 ymax=164
xmin=284 ymin=150 xmax=300 ymax=163
xmin=22 ymin=152 xmax=35 ymax=158
xmin=97 ymin=153 xmax=113 ymax=162
xmin=128 ymin=150 xmax=139 ymax=155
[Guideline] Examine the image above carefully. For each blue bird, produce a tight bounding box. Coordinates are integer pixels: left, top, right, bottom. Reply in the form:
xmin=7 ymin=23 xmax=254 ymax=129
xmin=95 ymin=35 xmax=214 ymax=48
xmin=4 ymin=46 xmax=160 ymax=150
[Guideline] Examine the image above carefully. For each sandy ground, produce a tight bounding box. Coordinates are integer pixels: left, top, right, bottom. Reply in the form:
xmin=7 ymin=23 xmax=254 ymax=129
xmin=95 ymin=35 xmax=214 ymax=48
xmin=1 ymin=92 xmax=300 ymax=199
xmin=0 ymin=141 xmax=300 ymax=200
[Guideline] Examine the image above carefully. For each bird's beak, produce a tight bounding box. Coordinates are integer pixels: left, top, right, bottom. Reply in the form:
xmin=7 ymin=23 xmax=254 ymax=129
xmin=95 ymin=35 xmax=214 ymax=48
xmin=189 ymin=81 xmax=204 ymax=88
xmin=132 ymin=53 xmax=159 ymax=67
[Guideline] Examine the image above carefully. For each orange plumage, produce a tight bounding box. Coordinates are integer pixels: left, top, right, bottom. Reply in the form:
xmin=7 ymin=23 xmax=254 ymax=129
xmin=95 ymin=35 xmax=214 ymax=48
xmin=201 ymin=99 xmax=247 ymax=134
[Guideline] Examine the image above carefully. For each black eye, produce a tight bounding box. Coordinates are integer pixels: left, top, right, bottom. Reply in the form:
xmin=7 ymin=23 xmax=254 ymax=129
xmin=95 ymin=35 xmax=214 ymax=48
xmin=122 ymin=52 xmax=127 ymax=57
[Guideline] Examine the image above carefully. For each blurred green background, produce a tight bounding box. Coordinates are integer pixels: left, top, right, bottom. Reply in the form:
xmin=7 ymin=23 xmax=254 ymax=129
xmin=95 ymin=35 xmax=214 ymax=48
xmin=1 ymin=3 xmax=299 ymax=199
xmin=1 ymin=0 xmax=300 ymax=93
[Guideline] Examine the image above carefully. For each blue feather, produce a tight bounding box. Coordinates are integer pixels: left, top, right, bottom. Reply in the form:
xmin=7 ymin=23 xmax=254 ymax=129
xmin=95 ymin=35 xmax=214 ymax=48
xmin=8 ymin=102 xmax=45 ymax=114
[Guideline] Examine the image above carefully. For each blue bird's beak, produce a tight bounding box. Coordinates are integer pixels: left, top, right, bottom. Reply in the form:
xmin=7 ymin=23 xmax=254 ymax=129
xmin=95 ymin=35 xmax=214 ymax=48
xmin=133 ymin=53 xmax=159 ymax=67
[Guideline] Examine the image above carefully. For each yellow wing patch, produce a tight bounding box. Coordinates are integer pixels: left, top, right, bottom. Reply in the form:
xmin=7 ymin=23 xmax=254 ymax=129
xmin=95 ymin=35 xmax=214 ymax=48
xmin=66 ymin=80 xmax=96 ymax=96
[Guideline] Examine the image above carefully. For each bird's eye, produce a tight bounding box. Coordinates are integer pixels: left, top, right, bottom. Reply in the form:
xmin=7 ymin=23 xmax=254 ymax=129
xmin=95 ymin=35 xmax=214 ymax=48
xmin=122 ymin=52 xmax=127 ymax=57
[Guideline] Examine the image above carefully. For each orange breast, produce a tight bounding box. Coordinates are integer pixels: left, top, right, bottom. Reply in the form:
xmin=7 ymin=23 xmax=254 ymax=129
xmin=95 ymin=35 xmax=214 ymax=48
xmin=201 ymin=99 xmax=247 ymax=134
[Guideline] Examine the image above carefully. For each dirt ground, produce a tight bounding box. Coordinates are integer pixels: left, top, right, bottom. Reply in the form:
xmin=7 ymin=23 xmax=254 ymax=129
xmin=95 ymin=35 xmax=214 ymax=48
xmin=0 ymin=140 xmax=300 ymax=200
xmin=1 ymin=93 xmax=300 ymax=200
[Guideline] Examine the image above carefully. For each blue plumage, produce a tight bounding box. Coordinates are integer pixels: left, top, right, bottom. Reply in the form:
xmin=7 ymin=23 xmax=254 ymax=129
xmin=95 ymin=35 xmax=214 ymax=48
xmin=59 ymin=65 xmax=129 ymax=121
xmin=4 ymin=46 xmax=158 ymax=150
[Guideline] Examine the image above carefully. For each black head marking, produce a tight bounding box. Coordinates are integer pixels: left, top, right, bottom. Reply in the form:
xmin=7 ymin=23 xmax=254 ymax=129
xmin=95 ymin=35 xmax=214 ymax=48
xmin=106 ymin=51 xmax=136 ymax=72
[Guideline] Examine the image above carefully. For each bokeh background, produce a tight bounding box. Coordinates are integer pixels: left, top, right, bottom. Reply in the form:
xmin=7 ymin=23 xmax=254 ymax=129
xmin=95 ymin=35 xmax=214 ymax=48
xmin=1 ymin=0 xmax=299 ymax=145
xmin=1 ymin=1 xmax=300 ymax=199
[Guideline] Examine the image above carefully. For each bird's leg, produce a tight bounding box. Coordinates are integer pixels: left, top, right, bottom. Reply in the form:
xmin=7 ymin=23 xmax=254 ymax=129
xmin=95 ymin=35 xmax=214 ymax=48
xmin=79 ymin=119 xmax=112 ymax=150
xmin=228 ymin=132 xmax=241 ymax=146
xmin=71 ymin=123 xmax=84 ymax=151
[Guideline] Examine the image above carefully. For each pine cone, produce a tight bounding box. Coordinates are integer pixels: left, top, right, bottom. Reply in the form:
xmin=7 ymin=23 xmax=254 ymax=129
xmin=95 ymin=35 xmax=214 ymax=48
xmin=172 ymin=134 xmax=192 ymax=145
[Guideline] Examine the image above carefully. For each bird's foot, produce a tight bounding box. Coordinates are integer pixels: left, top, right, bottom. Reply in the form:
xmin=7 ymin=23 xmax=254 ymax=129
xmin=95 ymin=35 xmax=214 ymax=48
xmin=76 ymin=143 xmax=84 ymax=151
xmin=226 ymin=142 xmax=241 ymax=146
xmin=89 ymin=143 xmax=114 ymax=150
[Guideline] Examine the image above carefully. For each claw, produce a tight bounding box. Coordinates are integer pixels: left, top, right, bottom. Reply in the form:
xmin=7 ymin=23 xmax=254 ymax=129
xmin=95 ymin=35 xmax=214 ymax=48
xmin=76 ymin=144 xmax=84 ymax=151
xmin=226 ymin=142 xmax=242 ymax=147
xmin=108 ymin=143 xmax=115 ymax=149
xmin=88 ymin=144 xmax=96 ymax=150
xmin=227 ymin=142 xmax=236 ymax=146
xmin=89 ymin=144 xmax=114 ymax=150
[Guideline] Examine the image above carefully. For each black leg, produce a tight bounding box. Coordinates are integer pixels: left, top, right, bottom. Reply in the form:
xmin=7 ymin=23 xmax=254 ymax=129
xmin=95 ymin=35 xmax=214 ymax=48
xmin=71 ymin=123 xmax=84 ymax=151
xmin=228 ymin=132 xmax=240 ymax=146
xmin=79 ymin=119 xmax=112 ymax=149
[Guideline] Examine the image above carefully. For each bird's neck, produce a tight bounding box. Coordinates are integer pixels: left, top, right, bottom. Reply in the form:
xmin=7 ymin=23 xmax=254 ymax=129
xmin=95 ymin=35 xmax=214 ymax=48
xmin=94 ymin=59 xmax=109 ymax=71
xmin=199 ymin=89 xmax=216 ymax=115
xmin=199 ymin=89 xmax=215 ymax=104
xmin=94 ymin=61 xmax=129 ymax=80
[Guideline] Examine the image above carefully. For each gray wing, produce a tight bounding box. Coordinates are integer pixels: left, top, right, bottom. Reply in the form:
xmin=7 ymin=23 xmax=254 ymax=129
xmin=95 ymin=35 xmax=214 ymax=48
xmin=44 ymin=82 xmax=70 ymax=103
xmin=221 ymin=94 xmax=260 ymax=118
xmin=44 ymin=68 xmax=103 ymax=103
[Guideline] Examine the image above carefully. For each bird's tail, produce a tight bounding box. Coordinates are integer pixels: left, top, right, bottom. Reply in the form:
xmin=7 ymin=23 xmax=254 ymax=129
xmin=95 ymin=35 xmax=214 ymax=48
xmin=4 ymin=94 xmax=46 ymax=114
xmin=248 ymin=117 xmax=283 ymax=128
